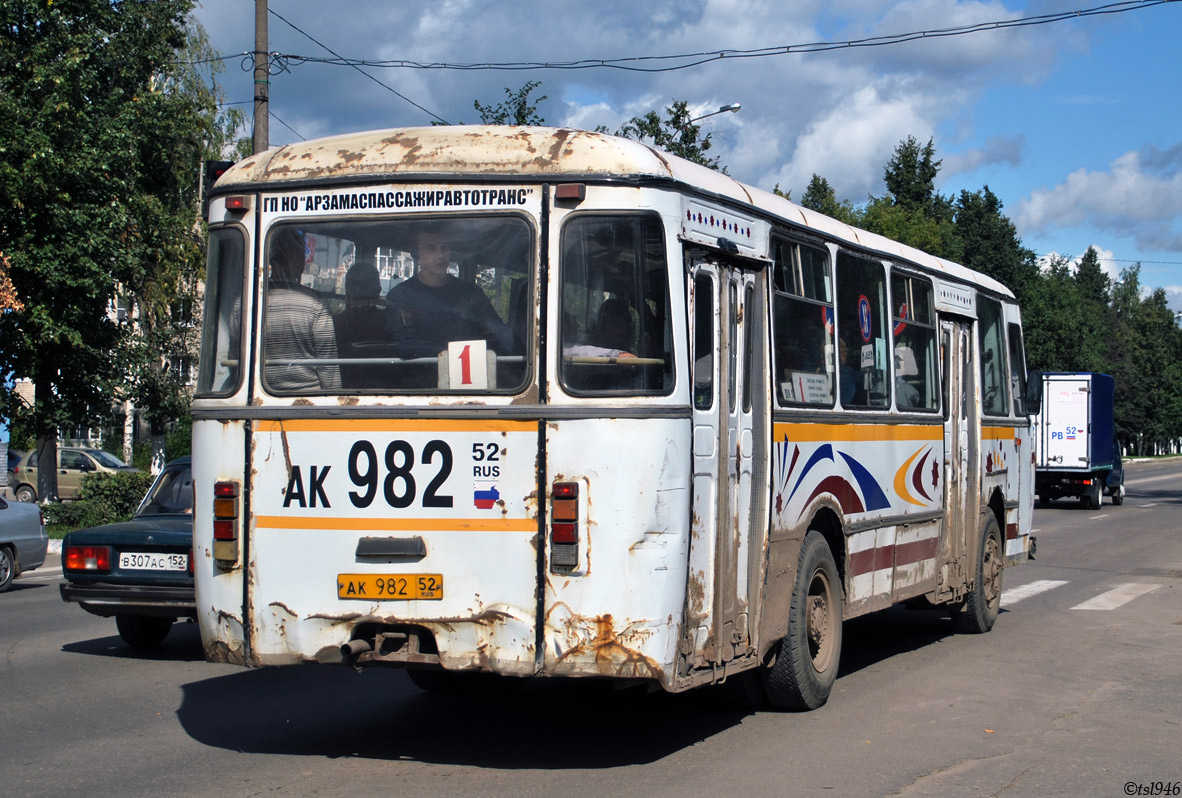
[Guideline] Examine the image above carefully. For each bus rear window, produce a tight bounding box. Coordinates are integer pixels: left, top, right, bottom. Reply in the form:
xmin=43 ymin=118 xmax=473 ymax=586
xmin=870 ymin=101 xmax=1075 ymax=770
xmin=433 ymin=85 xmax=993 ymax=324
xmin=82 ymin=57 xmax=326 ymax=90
xmin=558 ymin=216 xmax=674 ymax=396
xmin=196 ymin=226 xmax=245 ymax=396
xmin=260 ymin=216 xmax=532 ymax=395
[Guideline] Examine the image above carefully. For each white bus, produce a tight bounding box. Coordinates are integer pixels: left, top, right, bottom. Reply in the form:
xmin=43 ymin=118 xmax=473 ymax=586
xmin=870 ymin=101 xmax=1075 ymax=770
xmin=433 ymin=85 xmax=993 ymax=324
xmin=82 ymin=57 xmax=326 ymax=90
xmin=194 ymin=126 xmax=1039 ymax=709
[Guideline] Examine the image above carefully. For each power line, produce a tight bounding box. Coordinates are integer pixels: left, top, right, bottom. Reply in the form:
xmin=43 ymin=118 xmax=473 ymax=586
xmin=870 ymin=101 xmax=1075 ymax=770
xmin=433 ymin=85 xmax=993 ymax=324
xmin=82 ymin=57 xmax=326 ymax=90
xmin=274 ymin=0 xmax=1178 ymax=74
xmin=269 ymin=111 xmax=305 ymax=142
xmin=1037 ymin=253 xmax=1182 ymax=265
xmin=267 ymin=8 xmax=449 ymax=125
xmin=183 ymin=0 xmax=1176 ymax=74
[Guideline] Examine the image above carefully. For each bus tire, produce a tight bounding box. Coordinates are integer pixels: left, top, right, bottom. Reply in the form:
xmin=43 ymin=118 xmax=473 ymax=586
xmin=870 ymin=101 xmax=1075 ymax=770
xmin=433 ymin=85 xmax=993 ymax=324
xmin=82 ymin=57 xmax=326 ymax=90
xmin=952 ymin=514 xmax=1002 ymax=634
xmin=763 ymin=530 xmax=842 ymax=711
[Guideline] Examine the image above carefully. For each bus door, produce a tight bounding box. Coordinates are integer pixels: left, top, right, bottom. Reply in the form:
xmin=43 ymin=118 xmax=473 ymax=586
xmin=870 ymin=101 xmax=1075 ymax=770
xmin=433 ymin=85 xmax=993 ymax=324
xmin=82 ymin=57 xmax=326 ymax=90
xmin=684 ymin=257 xmax=761 ymax=671
xmin=939 ymin=319 xmax=980 ymax=597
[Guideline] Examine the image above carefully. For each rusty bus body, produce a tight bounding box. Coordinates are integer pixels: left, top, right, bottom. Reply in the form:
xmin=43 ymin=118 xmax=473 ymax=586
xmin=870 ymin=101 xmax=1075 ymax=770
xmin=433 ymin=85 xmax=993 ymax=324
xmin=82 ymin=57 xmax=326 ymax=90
xmin=193 ymin=126 xmax=1036 ymax=709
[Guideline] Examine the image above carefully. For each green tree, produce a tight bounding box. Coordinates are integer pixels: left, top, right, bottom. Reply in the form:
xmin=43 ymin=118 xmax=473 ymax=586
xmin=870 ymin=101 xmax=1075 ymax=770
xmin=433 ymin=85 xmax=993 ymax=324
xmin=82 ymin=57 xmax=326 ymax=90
xmin=614 ymin=99 xmax=726 ymax=172
xmin=861 ymin=137 xmax=960 ymax=260
xmin=799 ymin=174 xmax=859 ymax=225
xmin=1107 ymin=266 xmax=1182 ymax=454
xmin=884 ymin=136 xmax=941 ymax=212
xmin=1073 ymin=246 xmax=1110 ymax=306
xmin=0 ymin=0 xmax=223 ymax=496
xmin=123 ymin=21 xmax=239 ymax=471
xmin=473 ymin=80 xmax=548 ymax=126
xmin=1021 ymin=256 xmax=1102 ymax=373
xmin=953 ymin=186 xmax=1039 ymax=299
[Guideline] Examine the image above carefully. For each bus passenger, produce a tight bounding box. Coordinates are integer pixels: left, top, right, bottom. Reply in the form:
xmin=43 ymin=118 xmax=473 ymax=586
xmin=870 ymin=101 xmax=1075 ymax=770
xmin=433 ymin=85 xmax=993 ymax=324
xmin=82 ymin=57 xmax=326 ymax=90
xmin=385 ymin=223 xmax=513 ymax=359
xmin=334 ymin=263 xmax=395 ymax=389
xmin=263 ymin=228 xmax=341 ymax=392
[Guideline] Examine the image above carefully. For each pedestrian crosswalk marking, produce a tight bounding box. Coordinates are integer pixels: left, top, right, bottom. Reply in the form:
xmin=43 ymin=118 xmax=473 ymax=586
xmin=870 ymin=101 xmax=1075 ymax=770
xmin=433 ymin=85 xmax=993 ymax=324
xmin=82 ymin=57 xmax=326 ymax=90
xmin=1000 ymin=579 xmax=1068 ymax=607
xmin=1071 ymin=582 xmax=1160 ymax=611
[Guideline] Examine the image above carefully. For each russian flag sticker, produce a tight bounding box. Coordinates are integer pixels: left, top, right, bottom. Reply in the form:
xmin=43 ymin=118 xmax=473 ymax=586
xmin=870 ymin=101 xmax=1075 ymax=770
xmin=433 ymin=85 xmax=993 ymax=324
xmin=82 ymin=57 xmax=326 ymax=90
xmin=473 ymin=482 xmax=500 ymax=509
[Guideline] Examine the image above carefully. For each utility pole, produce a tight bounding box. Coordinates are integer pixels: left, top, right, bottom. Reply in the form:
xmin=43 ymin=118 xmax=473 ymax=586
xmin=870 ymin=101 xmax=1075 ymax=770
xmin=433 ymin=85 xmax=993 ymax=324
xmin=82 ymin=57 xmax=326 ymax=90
xmin=253 ymin=0 xmax=269 ymax=154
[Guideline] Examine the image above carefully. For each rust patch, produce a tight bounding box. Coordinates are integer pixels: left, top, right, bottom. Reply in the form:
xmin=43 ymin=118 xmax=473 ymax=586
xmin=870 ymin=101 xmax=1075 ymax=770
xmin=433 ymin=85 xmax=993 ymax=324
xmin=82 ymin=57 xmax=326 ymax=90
xmin=291 ymin=398 xmax=313 ymax=406
xmin=306 ymin=611 xmax=364 ymax=622
xmin=204 ymin=639 xmax=247 ymax=666
xmin=268 ymin=601 xmax=298 ymax=617
xmin=554 ymin=612 xmax=663 ymax=680
xmin=510 ymin=384 xmax=539 ymax=404
xmin=338 ymin=395 xmax=359 ymax=406
xmin=685 ymin=568 xmax=708 ymax=625
xmin=338 ymin=148 xmax=365 ymax=166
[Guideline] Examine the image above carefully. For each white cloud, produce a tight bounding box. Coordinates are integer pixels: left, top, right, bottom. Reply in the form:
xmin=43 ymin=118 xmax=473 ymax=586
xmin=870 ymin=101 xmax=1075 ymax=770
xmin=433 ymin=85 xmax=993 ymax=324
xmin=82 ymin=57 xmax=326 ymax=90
xmin=941 ymin=134 xmax=1024 ymax=178
xmin=764 ymin=80 xmax=941 ymax=200
xmin=1017 ymin=147 xmax=1182 ymax=253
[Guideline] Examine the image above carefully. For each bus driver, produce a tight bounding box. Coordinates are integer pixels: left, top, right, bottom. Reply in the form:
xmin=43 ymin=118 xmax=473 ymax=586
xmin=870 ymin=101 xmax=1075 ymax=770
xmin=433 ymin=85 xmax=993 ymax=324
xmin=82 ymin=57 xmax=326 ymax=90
xmin=385 ymin=223 xmax=514 ymax=360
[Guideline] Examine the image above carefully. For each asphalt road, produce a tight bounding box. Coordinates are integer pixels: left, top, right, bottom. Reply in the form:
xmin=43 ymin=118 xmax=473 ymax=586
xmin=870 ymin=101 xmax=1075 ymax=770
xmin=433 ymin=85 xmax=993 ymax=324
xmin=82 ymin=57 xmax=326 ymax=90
xmin=4 ymin=459 xmax=1179 ymax=798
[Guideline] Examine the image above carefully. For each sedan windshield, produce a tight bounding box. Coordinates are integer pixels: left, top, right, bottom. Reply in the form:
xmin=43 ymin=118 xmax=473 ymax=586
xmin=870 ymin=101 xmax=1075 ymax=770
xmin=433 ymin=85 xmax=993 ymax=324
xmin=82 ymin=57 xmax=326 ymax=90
xmin=89 ymin=450 xmax=130 ymax=469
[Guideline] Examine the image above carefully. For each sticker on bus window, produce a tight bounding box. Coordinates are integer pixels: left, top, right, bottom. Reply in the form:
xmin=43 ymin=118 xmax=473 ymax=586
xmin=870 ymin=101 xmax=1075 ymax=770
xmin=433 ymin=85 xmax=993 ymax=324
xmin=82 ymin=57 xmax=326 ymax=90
xmin=447 ymin=340 xmax=488 ymax=389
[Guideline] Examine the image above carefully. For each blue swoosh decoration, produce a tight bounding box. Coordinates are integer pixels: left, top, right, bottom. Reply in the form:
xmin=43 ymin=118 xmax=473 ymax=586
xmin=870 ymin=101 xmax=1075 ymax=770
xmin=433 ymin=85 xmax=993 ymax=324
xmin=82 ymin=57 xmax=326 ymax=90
xmin=838 ymin=451 xmax=891 ymax=511
xmin=787 ymin=444 xmax=833 ymax=504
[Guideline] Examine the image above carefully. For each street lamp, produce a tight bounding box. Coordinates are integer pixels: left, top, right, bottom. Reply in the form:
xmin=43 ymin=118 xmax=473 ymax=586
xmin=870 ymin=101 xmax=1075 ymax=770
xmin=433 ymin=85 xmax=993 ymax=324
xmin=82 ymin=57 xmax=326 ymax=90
xmin=689 ymin=103 xmax=741 ymax=124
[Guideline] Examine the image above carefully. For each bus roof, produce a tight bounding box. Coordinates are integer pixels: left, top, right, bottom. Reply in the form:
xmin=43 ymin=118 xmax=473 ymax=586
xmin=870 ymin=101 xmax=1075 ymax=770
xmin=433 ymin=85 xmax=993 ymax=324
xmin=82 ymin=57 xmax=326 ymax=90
xmin=217 ymin=125 xmax=1012 ymax=299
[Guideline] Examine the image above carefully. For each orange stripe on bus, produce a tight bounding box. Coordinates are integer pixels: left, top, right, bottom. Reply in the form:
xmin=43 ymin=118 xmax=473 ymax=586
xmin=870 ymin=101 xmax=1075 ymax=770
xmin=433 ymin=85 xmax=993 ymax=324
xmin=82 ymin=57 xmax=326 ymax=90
xmin=773 ymin=422 xmax=943 ymax=442
xmin=254 ymin=515 xmax=536 ymax=532
xmin=982 ymin=426 xmax=1016 ymax=440
xmin=254 ymin=419 xmax=534 ymax=433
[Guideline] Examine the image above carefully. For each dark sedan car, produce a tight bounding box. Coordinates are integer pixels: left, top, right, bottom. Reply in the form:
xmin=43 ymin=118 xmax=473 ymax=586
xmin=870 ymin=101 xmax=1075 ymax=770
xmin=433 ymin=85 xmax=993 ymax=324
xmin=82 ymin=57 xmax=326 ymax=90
xmin=60 ymin=457 xmax=194 ymax=647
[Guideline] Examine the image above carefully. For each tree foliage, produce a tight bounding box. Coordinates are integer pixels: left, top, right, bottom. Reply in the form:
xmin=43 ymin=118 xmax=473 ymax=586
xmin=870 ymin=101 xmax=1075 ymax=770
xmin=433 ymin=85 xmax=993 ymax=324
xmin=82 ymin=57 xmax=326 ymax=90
xmin=797 ymin=138 xmax=1182 ymax=454
xmin=0 ymin=0 xmax=230 ymax=493
xmin=473 ymin=80 xmax=548 ymax=126
xmin=614 ymin=99 xmax=726 ymax=172
xmin=800 ymin=175 xmax=858 ymax=225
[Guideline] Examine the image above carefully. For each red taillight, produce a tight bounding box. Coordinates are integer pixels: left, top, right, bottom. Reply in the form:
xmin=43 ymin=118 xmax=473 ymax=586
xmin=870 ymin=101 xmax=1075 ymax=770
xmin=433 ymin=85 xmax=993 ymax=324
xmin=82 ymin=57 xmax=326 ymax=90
xmin=213 ymin=480 xmax=240 ymax=566
xmin=551 ymin=522 xmax=577 ymax=544
xmin=224 ymin=195 xmax=250 ymax=211
xmin=64 ymin=545 xmax=111 ymax=572
xmin=213 ymin=519 xmax=236 ymax=541
xmin=550 ymin=482 xmax=581 ymax=570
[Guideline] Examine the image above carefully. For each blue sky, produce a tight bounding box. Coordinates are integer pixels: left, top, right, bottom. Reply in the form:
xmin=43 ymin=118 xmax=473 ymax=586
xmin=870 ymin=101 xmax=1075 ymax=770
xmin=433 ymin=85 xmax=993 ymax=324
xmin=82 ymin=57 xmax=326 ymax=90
xmin=191 ymin=0 xmax=1182 ymax=303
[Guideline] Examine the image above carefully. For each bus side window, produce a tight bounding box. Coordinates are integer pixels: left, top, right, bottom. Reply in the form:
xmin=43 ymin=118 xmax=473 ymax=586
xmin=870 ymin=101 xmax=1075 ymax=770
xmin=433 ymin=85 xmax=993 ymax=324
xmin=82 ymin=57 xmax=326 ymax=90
xmin=890 ymin=272 xmax=938 ymax=412
xmin=836 ymin=252 xmax=888 ymax=409
xmin=977 ymin=296 xmax=1009 ymax=416
xmin=693 ymin=273 xmax=714 ymax=410
xmin=1007 ymin=321 xmax=1028 ymax=416
xmin=558 ymin=215 xmax=674 ymax=396
xmin=771 ymin=240 xmax=834 ymax=406
xmin=196 ymin=227 xmax=245 ymax=396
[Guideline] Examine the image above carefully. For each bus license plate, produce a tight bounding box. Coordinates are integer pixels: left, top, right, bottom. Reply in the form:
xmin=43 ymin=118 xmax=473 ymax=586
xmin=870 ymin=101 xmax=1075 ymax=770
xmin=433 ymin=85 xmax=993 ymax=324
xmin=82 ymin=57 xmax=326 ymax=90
xmin=337 ymin=574 xmax=443 ymax=601
xmin=120 ymin=552 xmax=188 ymax=571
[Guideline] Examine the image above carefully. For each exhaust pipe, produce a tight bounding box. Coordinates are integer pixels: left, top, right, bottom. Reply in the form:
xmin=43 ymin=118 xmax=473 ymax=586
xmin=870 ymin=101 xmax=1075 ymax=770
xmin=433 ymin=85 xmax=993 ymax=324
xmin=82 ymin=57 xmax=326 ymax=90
xmin=341 ymin=638 xmax=372 ymax=666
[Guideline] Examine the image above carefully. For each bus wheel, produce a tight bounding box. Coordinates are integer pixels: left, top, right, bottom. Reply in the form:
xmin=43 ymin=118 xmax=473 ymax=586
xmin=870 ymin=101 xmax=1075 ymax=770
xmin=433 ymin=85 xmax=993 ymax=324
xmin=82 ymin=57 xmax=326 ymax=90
xmin=952 ymin=515 xmax=1002 ymax=634
xmin=764 ymin=530 xmax=842 ymax=711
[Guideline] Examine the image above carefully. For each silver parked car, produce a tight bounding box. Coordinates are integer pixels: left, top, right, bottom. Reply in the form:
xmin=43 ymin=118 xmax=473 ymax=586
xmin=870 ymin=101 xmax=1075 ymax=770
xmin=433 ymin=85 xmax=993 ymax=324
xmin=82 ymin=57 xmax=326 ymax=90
xmin=0 ymin=496 xmax=48 ymax=592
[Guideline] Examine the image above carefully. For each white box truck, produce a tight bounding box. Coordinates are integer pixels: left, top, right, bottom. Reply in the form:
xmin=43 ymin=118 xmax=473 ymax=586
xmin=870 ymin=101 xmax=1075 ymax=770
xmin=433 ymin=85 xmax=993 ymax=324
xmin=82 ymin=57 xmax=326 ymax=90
xmin=1033 ymin=372 xmax=1124 ymax=508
